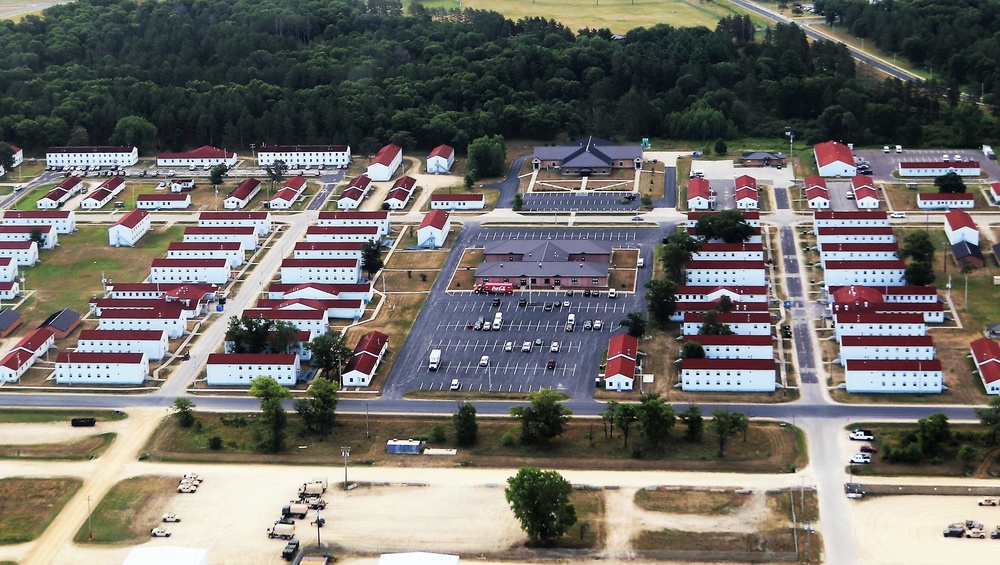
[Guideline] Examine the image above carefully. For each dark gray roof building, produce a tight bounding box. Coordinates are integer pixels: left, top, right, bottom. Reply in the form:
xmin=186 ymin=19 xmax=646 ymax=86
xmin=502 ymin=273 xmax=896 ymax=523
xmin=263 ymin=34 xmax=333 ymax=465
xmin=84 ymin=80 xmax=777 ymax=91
xmin=483 ymin=240 xmax=611 ymax=262
xmin=533 ymin=136 xmax=642 ymax=175
xmin=475 ymin=261 xmax=609 ymax=279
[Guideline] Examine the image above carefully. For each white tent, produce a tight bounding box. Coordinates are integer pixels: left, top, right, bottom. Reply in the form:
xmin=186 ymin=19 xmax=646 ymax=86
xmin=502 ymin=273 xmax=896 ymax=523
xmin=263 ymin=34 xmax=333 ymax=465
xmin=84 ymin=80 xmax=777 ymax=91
xmin=378 ymin=552 xmax=459 ymax=565
xmin=122 ymin=547 xmax=208 ymax=565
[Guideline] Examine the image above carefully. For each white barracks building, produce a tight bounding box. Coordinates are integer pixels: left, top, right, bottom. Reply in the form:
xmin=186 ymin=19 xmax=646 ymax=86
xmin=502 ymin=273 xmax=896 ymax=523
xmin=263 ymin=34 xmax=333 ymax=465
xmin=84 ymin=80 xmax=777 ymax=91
xmin=46 ymin=146 xmax=138 ymax=167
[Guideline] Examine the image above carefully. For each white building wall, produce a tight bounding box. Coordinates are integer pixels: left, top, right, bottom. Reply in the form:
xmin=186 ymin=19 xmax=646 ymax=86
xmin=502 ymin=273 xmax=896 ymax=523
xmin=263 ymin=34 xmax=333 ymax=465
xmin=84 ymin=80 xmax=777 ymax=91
xmin=0 ymin=260 xmax=17 ymax=283
xmin=3 ymin=214 xmax=76 ymax=234
xmin=138 ymin=196 xmax=191 ymax=209
xmin=167 ymin=248 xmax=245 ymax=267
xmin=845 ymin=368 xmax=943 ymax=393
xmin=315 ymin=217 xmax=390 ymax=236
xmin=684 ymin=269 xmax=767 ymax=287
xmin=691 ymin=249 xmax=765 ymax=261
xmin=149 ymin=266 xmax=230 ymax=284
xmin=680 ymin=368 xmax=775 ymax=392
xmin=808 ymin=196 xmax=830 ymax=209
xmin=198 ymin=217 xmax=271 ymax=236
xmin=816 ymin=233 xmax=896 ymax=245
xmin=257 ymin=149 xmax=351 ymax=167
xmin=817 ymin=161 xmax=856 ymax=177
xmin=0 ymin=243 xmax=38 ymax=266
xmin=918 ymin=197 xmax=975 ymax=210
xmin=183 ymin=232 xmax=257 ymax=251
xmin=427 ymin=154 xmax=454 ymax=174
xmin=206 ymin=360 xmax=299 ymax=386
xmin=97 ymin=317 xmax=185 ymax=339
xmin=46 ymin=148 xmax=138 ymax=167
xmin=681 ymin=322 xmax=772 ymax=336
xmin=54 ymin=356 xmax=149 ymax=385
xmin=835 ymin=322 xmax=926 ymax=343
xmin=700 ymin=344 xmax=775 ymax=359
xmin=820 ymin=249 xmax=898 ymax=262
xmin=293 ymin=248 xmax=363 ymax=260
xmin=280 ymin=264 xmax=360 ymax=284
xmin=839 ymin=345 xmax=936 ymax=366
xmin=367 ymin=151 xmax=402 ymax=182
xmin=417 ymin=225 xmax=449 ymax=248
xmin=823 ymin=268 xmax=906 ymax=287
xmin=604 ymin=374 xmax=634 ymax=391
xmin=430 ymin=198 xmax=485 ymax=210
xmin=77 ymin=337 xmax=169 ymax=361
xmin=108 ymin=218 xmax=151 ymax=247
xmin=0 ymin=282 xmax=20 ymax=300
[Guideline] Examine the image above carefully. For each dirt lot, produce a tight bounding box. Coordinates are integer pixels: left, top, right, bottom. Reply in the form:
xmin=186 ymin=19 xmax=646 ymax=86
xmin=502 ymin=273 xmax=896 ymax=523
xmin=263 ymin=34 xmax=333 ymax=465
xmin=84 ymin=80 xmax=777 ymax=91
xmin=850 ymin=495 xmax=1000 ymax=564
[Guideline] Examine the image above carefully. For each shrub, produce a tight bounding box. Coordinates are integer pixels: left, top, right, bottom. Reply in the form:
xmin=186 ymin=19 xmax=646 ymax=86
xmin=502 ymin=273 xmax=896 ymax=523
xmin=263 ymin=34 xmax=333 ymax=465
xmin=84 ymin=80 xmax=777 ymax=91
xmin=501 ymin=432 xmax=516 ymax=447
xmin=430 ymin=424 xmax=447 ymax=443
xmin=208 ymin=436 xmax=223 ymax=450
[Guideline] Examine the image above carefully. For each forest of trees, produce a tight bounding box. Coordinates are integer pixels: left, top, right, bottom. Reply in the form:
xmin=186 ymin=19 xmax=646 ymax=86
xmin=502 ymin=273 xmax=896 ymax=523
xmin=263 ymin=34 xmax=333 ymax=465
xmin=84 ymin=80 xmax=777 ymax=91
xmin=818 ymin=0 xmax=1000 ymax=105
xmin=0 ymin=0 xmax=991 ymax=155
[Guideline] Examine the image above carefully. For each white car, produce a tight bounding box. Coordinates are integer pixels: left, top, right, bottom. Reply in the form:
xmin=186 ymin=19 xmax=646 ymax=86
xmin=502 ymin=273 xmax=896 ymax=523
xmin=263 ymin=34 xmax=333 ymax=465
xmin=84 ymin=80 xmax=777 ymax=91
xmin=150 ymin=527 xmax=171 ymax=537
xmin=504 ymin=341 xmax=514 ymax=352
xmin=162 ymin=513 xmax=181 ymax=522
xmin=883 ymin=145 xmax=890 ymax=153
xmin=177 ymin=484 xmax=198 ymax=493
xmin=593 ymin=320 xmax=603 ymax=330
xmin=849 ymin=453 xmax=871 ymax=465
xmin=521 ymin=341 xmax=532 ymax=352
xmin=849 ymin=429 xmax=874 ymax=441
xmin=550 ymin=341 xmax=560 ymax=353
xmin=449 ymin=378 xmax=460 ymax=391
xmin=889 ymin=212 xmax=907 ymax=219
xmin=479 ymin=355 xmax=489 ymax=367
xmin=895 ymin=145 xmax=903 ymax=153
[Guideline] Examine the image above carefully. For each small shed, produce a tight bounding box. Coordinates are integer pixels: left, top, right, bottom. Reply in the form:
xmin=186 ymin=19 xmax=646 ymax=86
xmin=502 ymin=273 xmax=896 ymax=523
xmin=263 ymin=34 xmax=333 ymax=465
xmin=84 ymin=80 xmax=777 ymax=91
xmin=0 ymin=308 xmax=22 ymax=337
xmin=386 ymin=439 xmax=425 ymax=455
xmin=40 ymin=308 xmax=81 ymax=339
xmin=988 ymin=324 xmax=1000 ymax=339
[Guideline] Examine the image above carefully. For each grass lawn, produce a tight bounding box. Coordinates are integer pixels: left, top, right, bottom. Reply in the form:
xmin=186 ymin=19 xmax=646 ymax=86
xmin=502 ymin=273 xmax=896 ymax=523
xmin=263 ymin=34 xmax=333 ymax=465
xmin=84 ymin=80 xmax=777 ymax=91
xmin=343 ymin=292 xmax=427 ymax=390
xmin=14 ymin=183 xmax=55 ymax=210
xmin=0 ymin=409 xmax=127 ymax=423
xmin=634 ymin=488 xmax=752 ymax=515
xmin=410 ymin=0 xmax=753 ymax=34
xmin=144 ymin=413 xmax=803 ymax=473
xmin=19 ymin=224 xmax=183 ymax=330
xmin=0 ymin=477 xmax=82 ymax=544
xmin=0 ymin=433 xmax=116 ymax=460
xmin=883 ymin=183 xmax=991 ymax=211
xmin=377 ymin=269 xmax=438 ymax=293
xmin=385 ymin=250 xmax=449 ymax=270
xmin=75 ymin=476 xmax=177 ymax=544
xmin=632 ymin=527 xmax=799 ymax=553
xmin=553 ymin=489 xmax=604 ymax=549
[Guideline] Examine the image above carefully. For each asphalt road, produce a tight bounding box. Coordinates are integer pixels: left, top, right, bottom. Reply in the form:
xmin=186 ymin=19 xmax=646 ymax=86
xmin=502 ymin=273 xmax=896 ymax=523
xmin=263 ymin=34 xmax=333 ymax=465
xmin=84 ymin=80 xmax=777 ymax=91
xmin=306 ymin=169 xmax=346 ymax=211
xmin=486 ymin=155 xmax=527 ymax=208
xmin=710 ymin=178 xmax=736 ymax=209
xmin=657 ymin=166 xmax=678 ymax=207
xmin=773 ymin=186 xmax=789 ymax=210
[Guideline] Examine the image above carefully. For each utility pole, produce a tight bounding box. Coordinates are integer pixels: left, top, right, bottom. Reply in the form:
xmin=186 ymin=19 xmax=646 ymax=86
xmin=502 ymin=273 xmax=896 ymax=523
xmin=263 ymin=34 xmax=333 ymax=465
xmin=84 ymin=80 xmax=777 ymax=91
xmin=341 ymin=446 xmax=350 ymax=489
xmin=87 ymin=495 xmax=94 ymax=540
xmin=365 ymin=402 xmax=370 ymax=439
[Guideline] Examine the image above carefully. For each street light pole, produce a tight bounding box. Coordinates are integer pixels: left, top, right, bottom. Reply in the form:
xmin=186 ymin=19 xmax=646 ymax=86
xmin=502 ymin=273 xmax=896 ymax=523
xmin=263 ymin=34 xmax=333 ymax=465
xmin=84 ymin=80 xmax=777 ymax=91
xmin=365 ymin=402 xmax=370 ymax=439
xmin=341 ymin=446 xmax=350 ymax=489
xmin=87 ymin=495 xmax=94 ymax=540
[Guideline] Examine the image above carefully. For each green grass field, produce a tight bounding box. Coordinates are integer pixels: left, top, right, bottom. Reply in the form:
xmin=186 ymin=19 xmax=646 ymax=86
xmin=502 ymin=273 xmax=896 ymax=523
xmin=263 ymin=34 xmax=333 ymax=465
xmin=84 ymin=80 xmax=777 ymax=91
xmin=0 ymin=477 xmax=82 ymax=544
xmin=74 ymin=476 xmax=177 ymax=544
xmin=407 ymin=0 xmax=750 ymax=33
xmin=19 ymin=224 xmax=184 ymax=329
xmin=0 ymin=409 xmax=127 ymax=423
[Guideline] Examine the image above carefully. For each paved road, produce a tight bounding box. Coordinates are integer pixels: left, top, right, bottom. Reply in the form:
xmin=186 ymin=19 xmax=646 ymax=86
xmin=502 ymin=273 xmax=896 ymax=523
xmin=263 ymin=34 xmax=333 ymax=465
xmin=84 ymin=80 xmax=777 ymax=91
xmin=486 ymin=155 xmax=527 ymax=208
xmin=306 ymin=169 xmax=346 ymax=211
xmin=657 ymin=166 xmax=678 ymax=208
xmin=725 ymin=0 xmax=920 ymax=83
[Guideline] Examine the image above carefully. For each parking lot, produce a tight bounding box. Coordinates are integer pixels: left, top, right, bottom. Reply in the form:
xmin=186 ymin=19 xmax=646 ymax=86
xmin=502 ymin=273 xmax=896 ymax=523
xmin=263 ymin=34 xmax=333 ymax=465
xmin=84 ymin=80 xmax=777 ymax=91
xmin=384 ymin=226 xmax=665 ymax=400
xmin=854 ymin=148 xmax=1000 ymax=183
xmin=826 ymin=180 xmax=860 ymax=211
xmin=710 ymin=179 xmax=736 ymax=209
xmin=522 ymin=191 xmax=640 ymax=211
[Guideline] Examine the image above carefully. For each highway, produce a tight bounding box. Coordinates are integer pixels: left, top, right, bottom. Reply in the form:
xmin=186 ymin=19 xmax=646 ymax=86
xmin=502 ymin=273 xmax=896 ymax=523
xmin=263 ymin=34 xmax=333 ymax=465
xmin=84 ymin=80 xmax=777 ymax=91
xmin=726 ymin=0 xmax=922 ymax=83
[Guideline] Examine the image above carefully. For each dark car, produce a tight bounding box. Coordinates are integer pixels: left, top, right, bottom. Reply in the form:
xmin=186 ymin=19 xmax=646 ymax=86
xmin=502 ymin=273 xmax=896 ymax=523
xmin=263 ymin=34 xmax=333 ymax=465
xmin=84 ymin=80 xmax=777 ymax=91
xmin=944 ymin=525 xmax=964 ymax=538
xmin=860 ymin=445 xmax=877 ymax=454
xmin=543 ymin=302 xmax=553 ymax=311
xmin=491 ymin=298 xmax=501 ymax=307
xmin=281 ymin=540 xmax=301 ymax=561
xmin=583 ymin=289 xmax=591 ymax=297
xmin=781 ymin=324 xmax=792 ymax=338
xmin=546 ymin=359 xmax=556 ymax=370
xmin=518 ymin=298 xmax=527 ymax=307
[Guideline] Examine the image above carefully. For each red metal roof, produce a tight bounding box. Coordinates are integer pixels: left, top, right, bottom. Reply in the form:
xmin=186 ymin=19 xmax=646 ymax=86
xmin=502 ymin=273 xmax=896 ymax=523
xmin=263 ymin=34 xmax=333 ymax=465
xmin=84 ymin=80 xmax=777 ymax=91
xmin=169 ymin=241 xmax=243 ymax=251
xmin=79 ymin=329 xmax=166 ymax=341
xmin=676 ymin=285 xmax=768 ymax=295
xmin=971 ymin=337 xmax=1000 ymax=366
xmin=207 ymin=353 xmax=297 ymax=365
xmin=267 ymin=282 xmax=372 ymax=295
xmin=294 ymin=241 xmax=365 ymax=251
xmin=85 ymin=188 xmax=114 ymax=203
xmin=243 ymin=308 xmax=325 ymax=320
xmin=40 ymin=188 xmax=70 ymax=202
xmin=355 ymin=330 xmax=389 ymax=357
xmin=850 ymin=175 xmax=875 ymax=189
xmin=0 ymin=240 xmax=35 ymax=249
xmin=607 ymin=333 xmax=638 ymax=359
xmin=344 ymin=351 xmax=378 ymax=376
xmin=674 ymin=301 xmax=768 ymax=313
xmin=821 ymin=243 xmax=898 ymax=253
xmin=428 ymin=144 xmax=454 ymax=159
xmin=845 ymin=359 xmax=942 ymax=372
xmin=841 ymin=335 xmax=934 ymax=347
xmin=0 ymin=225 xmax=54 ymax=234
xmin=688 ymin=177 xmax=712 ymax=200
xmin=419 ymin=210 xmax=450 ymax=230
xmin=261 ymin=145 xmax=349 ymax=153
xmin=112 ymin=209 xmax=148 ymax=229
xmin=804 ymin=175 xmax=827 ymax=189
xmin=281 ymin=258 xmax=358 ymax=268
xmin=227 ymin=178 xmax=261 ymax=200
xmin=814 ymin=140 xmax=854 ymax=167
xmin=255 ymin=298 xmax=362 ymax=310
xmin=824 ymin=260 xmax=905 ymax=270
xmin=345 ymin=175 xmax=372 ymax=190
xmin=158 ymin=146 xmax=235 ymax=160
xmin=681 ymin=358 xmax=776 ymax=370
xmin=430 ymin=194 xmax=484 ymax=202
xmin=805 ymin=186 xmax=829 ymax=200
xmin=98 ymin=176 xmax=125 ymax=190
xmin=5 ymin=210 xmax=71 ymax=219
xmin=370 ymin=144 xmax=402 ymax=166
xmin=852 ymin=187 xmax=879 ymax=200
xmin=831 ymin=285 xmax=885 ymax=304
xmin=98 ymin=305 xmax=185 ymax=319
xmin=11 ymin=328 xmax=54 ymax=353
xmin=816 ymin=227 xmax=894 ymax=235
xmin=56 ymin=177 xmax=82 ymax=190
xmin=138 ymin=193 xmax=190 ymax=201
xmin=735 ymin=187 xmax=758 ymax=201
xmin=48 ymin=146 xmax=134 ymax=154
xmin=605 ymin=356 xmax=636 ymax=379
xmin=981 ymin=363 xmax=1000 ymax=385
xmin=270 ymin=187 xmax=299 ymax=202
xmin=945 ymin=210 xmax=977 ymax=232
xmin=200 ymin=211 xmax=269 ymax=221
xmin=734 ymin=175 xmax=757 ymax=190
xmin=696 ymin=242 xmax=764 ymax=252
xmin=317 ymin=211 xmax=387 ymax=221
xmin=992 ymin=183 xmax=1000 ymax=198
xmin=56 ymin=352 xmax=145 ymax=364
xmin=684 ymin=260 xmax=766 ymax=270
xmin=391 ymin=176 xmax=416 ymax=191
xmin=283 ymin=176 xmax=308 ymax=190
xmin=151 ymin=258 xmax=228 ymax=268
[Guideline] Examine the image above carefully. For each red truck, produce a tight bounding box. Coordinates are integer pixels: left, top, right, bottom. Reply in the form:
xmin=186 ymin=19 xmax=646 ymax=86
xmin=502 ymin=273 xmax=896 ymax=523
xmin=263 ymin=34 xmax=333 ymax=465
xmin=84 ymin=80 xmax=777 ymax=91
xmin=474 ymin=282 xmax=514 ymax=295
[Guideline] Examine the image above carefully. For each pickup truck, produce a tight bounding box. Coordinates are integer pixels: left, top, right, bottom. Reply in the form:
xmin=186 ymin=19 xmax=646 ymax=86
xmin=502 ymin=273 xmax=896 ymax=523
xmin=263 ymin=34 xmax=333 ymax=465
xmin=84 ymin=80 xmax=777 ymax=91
xmin=978 ymin=498 xmax=998 ymax=506
xmin=849 ymin=429 xmax=874 ymax=441
xmin=150 ymin=527 xmax=171 ymax=538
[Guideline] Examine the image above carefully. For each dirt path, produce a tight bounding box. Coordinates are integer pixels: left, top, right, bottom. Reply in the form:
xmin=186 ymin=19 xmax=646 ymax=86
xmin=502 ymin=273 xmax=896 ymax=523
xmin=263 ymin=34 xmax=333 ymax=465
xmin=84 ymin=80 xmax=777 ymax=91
xmin=0 ymin=420 xmax=129 ymax=445
xmin=18 ymin=408 xmax=167 ymax=565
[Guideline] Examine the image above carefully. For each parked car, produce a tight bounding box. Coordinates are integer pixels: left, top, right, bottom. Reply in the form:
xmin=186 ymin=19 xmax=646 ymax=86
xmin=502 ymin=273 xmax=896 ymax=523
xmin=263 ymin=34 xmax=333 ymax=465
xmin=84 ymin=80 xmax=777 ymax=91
xmin=980 ymin=498 xmax=999 ymax=507
xmin=849 ymin=453 xmax=871 ymax=465
xmin=479 ymin=355 xmax=490 ymax=367
xmin=491 ymin=298 xmax=501 ymax=307
xmin=593 ymin=320 xmax=603 ymax=330
xmin=883 ymin=145 xmax=890 ymax=153
xmin=473 ymin=317 xmax=484 ymax=330
xmin=550 ymin=341 xmax=560 ymax=352
xmin=150 ymin=528 xmax=171 ymax=537
xmin=546 ymin=359 xmax=556 ymax=370
xmin=517 ymin=298 xmax=527 ymax=307
xmin=162 ymin=513 xmax=180 ymax=523
xmin=565 ymin=290 xmax=574 ymax=296
xmin=967 ymin=528 xmax=987 ymax=539
xmin=890 ymin=212 xmax=907 ymax=219
xmin=521 ymin=341 xmax=532 ymax=352
xmin=944 ymin=524 xmax=965 ymax=538
xmin=504 ymin=341 xmax=514 ymax=352
xmin=562 ymin=300 xmax=570 ymax=308
xmin=631 ymin=215 xmax=643 ymax=221
xmin=781 ymin=324 xmax=792 ymax=338
xmin=449 ymin=379 xmax=460 ymax=391
xmin=583 ymin=320 xmax=593 ymax=330
xmin=543 ymin=302 xmax=553 ymax=311
xmin=177 ymin=484 xmax=198 ymax=493
xmin=583 ymin=289 xmax=591 ymax=297
xmin=534 ymin=338 xmax=543 ymax=347
xmin=860 ymin=445 xmax=877 ymax=454
xmin=991 ymin=526 xmax=1000 ymax=539
xmin=849 ymin=429 xmax=874 ymax=441
xmin=895 ymin=145 xmax=903 ymax=153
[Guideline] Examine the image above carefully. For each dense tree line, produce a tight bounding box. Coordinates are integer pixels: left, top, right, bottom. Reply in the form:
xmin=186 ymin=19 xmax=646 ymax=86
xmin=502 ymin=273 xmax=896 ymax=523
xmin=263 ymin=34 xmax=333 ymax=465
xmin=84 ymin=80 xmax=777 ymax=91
xmin=0 ymin=0 xmax=987 ymax=155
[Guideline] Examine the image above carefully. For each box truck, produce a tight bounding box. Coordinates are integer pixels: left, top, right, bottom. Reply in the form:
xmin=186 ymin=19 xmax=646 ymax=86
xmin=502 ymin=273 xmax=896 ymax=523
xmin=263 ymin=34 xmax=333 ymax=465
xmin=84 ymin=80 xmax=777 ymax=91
xmin=428 ymin=349 xmax=441 ymax=371
xmin=267 ymin=523 xmax=295 ymax=540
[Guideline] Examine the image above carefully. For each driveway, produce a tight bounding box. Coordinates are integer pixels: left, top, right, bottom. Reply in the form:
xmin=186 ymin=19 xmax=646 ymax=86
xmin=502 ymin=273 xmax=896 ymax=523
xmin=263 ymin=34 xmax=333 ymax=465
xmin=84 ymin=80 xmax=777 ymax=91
xmin=485 ymin=155 xmax=527 ymax=209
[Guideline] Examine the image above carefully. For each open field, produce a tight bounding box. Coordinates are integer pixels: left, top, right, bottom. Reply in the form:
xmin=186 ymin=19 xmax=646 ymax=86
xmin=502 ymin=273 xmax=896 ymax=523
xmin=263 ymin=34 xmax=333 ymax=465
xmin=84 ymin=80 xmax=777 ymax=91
xmin=14 ymin=183 xmax=55 ymax=210
xmin=17 ymin=224 xmax=184 ymax=331
xmin=144 ymin=413 xmax=803 ymax=473
xmin=0 ymin=433 xmax=116 ymax=460
xmin=0 ymin=477 xmax=82 ymax=544
xmin=634 ymin=488 xmax=752 ymax=515
xmin=409 ymin=0 xmax=750 ymax=34
xmin=74 ymin=475 xmax=178 ymax=544
xmin=883 ymin=183 xmax=992 ymax=211
xmin=343 ymin=292 xmax=427 ymax=390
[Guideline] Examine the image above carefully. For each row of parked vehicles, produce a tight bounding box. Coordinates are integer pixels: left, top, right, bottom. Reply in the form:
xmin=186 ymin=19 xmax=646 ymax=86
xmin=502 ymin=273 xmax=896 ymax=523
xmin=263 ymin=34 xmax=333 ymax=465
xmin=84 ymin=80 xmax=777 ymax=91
xmin=267 ymin=477 xmax=329 ymax=560
xmin=848 ymin=429 xmax=877 ymax=465
xmin=943 ymin=519 xmax=1000 ymax=539
xmin=151 ymin=473 xmax=202 ymax=538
